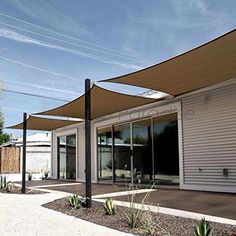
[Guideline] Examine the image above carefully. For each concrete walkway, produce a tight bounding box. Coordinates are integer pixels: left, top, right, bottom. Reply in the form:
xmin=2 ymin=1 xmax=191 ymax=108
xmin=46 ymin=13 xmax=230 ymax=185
xmin=0 ymin=191 xmax=132 ymax=236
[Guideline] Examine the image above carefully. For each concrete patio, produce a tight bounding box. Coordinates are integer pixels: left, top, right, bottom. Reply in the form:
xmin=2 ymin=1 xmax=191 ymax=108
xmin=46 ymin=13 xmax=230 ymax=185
xmin=23 ymin=179 xmax=236 ymax=220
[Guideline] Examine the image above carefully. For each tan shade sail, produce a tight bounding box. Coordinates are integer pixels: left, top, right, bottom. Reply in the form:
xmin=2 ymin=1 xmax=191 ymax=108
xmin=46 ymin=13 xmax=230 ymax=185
xmin=102 ymin=29 xmax=236 ymax=96
xmin=36 ymin=84 xmax=157 ymax=119
xmin=7 ymin=116 xmax=79 ymax=131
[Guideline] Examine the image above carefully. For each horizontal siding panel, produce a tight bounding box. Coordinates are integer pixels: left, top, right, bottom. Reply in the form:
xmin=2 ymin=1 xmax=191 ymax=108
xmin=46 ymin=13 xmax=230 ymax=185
xmin=184 ymin=182 xmax=236 ymax=187
xmin=183 ymin=140 xmax=236 ymax=148
xmin=184 ymin=118 xmax=236 ymax=128
xmin=182 ymin=84 xmax=236 ymax=190
xmin=184 ymin=149 xmax=236 ymax=155
xmin=184 ymin=131 xmax=236 ymax=142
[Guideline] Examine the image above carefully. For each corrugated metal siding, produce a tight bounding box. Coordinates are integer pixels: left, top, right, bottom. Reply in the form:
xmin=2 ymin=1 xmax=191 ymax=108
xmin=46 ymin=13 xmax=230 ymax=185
xmin=182 ymin=84 xmax=236 ymax=190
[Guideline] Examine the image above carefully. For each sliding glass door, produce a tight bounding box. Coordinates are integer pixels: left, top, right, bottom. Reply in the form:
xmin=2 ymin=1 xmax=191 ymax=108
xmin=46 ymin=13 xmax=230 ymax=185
xmin=114 ymin=124 xmax=131 ymax=182
xmin=97 ymin=127 xmax=112 ymax=180
xmin=97 ymin=113 xmax=179 ymax=185
xmin=132 ymin=119 xmax=153 ymax=183
xmin=153 ymin=113 xmax=179 ymax=184
xmin=58 ymin=134 xmax=76 ymax=180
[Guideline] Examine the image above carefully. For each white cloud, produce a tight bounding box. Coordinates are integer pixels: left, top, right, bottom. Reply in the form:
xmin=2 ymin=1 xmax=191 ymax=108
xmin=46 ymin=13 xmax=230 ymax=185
xmin=3 ymin=80 xmax=78 ymax=96
xmin=0 ymin=55 xmax=83 ymax=82
xmin=0 ymin=27 xmax=142 ymax=70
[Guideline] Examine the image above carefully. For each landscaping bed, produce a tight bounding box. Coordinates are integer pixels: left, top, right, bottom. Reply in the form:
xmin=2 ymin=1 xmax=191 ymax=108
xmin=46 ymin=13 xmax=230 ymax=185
xmin=0 ymin=187 xmax=45 ymax=194
xmin=43 ymin=197 xmax=236 ymax=236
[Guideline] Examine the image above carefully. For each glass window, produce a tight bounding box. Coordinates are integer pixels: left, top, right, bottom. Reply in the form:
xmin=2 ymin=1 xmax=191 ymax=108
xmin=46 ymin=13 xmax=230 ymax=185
xmin=58 ymin=136 xmax=66 ymax=179
xmin=58 ymin=134 xmax=76 ymax=180
xmin=114 ymin=123 xmax=131 ymax=182
xmin=97 ymin=113 xmax=179 ymax=185
xmin=97 ymin=127 xmax=112 ymax=180
xmin=132 ymin=119 xmax=153 ymax=183
xmin=153 ymin=113 xmax=179 ymax=184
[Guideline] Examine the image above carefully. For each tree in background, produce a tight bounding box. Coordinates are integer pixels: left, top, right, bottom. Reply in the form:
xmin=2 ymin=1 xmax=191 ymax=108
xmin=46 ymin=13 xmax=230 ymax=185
xmin=0 ymin=110 xmax=10 ymax=145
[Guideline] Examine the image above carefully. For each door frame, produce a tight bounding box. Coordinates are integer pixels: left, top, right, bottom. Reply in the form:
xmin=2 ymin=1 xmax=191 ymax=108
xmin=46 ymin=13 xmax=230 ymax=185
xmin=56 ymin=129 xmax=77 ymax=180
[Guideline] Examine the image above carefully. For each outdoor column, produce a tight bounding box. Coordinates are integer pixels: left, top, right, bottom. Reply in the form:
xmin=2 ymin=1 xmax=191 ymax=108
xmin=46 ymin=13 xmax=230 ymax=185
xmin=85 ymin=79 xmax=92 ymax=207
xmin=21 ymin=112 xmax=27 ymax=194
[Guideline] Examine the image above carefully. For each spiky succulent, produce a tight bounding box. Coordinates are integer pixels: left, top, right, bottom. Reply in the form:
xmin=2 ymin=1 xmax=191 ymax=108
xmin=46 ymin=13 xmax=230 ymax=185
xmin=103 ymin=198 xmax=116 ymax=215
xmin=68 ymin=195 xmax=82 ymax=209
xmin=195 ymin=218 xmax=213 ymax=236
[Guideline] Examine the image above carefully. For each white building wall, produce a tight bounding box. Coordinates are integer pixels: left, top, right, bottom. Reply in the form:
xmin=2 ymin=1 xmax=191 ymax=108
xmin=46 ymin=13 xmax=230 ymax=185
xmin=51 ymin=130 xmax=57 ymax=179
xmin=25 ymin=146 xmax=51 ymax=172
xmin=51 ymin=79 xmax=236 ymax=193
xmin=181 ymin=83 xmax=236 ymax=193
xmin=51 ymin=123 xmax=97 ymax=182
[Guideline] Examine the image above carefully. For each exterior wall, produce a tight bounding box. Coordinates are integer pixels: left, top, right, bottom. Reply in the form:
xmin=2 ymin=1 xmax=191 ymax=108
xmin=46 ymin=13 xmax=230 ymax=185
xmin=51 ymin=123 xmax=98 ymax=183
xmin=24 ymin=146 xmax=51 ymax=172
xmin=181 ymin=83 xmax=236 ymax=193
xmin=51 ymin=78 xmax=236 ymax=193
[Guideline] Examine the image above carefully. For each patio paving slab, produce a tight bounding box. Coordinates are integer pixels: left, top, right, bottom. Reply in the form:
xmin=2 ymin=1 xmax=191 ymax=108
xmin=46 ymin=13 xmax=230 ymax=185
xmin=113 ymin=189 xmax=236 ymax=220
xmin=19 ymin=180 xmax=236 ymax=220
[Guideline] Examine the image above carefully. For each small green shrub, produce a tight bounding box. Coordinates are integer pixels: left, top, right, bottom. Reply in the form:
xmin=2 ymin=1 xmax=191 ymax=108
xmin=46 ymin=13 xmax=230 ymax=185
xmin=0 ymin=176 xmax=7 ymax=190
xmin=195 ymin=218 xmax=213 ymax=236
xmin=68 ymin=195 xmax=86 ymax=209
xmin=122 ymin=185 xmax=154 ymax=229
xmin=142 ymin=209 xmax=156 ymax=235
xmin=103 ymin=198 xmax=116 ymax=215
xmin=0 ymin=176 xmax=15 ymax=192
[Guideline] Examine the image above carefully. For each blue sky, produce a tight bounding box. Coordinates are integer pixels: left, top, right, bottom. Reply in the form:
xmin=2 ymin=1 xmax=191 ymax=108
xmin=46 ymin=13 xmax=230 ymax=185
xmin=0 ymin=0 xmax=235 ymax=137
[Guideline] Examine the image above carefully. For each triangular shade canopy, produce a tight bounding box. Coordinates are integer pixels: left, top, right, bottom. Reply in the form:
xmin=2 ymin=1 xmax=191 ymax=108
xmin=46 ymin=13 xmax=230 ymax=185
xmin=7 ymin=116 xmax=79 ymax=131
xmin=102 ymin=29 xmax=236 ymax=96
xmin=36 ymin=84 xmax=157 ymax=119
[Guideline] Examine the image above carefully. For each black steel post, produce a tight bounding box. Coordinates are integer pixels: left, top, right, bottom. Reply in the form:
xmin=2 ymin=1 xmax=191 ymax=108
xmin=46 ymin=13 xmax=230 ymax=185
xmin=21 ymin=112 xmax=27 ymax=193
xmin=85 ymin=79 xmax=91 ymax=207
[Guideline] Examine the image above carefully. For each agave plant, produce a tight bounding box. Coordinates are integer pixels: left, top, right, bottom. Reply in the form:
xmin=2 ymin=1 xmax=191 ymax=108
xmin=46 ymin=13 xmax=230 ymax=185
xmin=195 ymin=218 xmax=213 ymax=236
xmin=103 ymin=198 xmax=116 ymax=215
xmin=1 ymin=176 xmax=8 ymax=190
xmin=68 ymin=195 xmax=82 ymax=209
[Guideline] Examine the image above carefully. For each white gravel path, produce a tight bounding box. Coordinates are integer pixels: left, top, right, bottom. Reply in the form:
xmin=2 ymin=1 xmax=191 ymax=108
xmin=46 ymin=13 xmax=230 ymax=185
xmin=0 ymin=191 xmax=133 ymax=236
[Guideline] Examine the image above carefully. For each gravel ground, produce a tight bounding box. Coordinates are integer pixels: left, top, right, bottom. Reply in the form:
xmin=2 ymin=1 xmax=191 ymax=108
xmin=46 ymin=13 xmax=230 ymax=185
xmin=0 ymin=191 xmax=132 ymax=236
xmin=43 ymin=197 xmax=236 ymax=236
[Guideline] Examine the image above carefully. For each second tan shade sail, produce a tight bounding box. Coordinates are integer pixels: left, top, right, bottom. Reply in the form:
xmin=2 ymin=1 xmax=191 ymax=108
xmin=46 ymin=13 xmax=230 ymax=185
xmin=36 ymin=84 xmax=157 ymax=119
xmin=7 ymin=116 xmax=80 ymax=131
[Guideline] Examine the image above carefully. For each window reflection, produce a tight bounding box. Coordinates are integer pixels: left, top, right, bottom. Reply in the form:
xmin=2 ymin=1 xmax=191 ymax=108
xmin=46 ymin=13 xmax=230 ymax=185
xmin=114 ymin=124 xmax=131 ymax=182
xmin=58 ymin=134 xmax=76 ymax=180
xmin=133 ymin=119 xmax=152 ymax=183
xmin=97 ymin=127 xmax=112 ymax=180
xmin=97 ymin=113 xmax=179 ymax=185
xmin=153 ymin=113 xmax=179 ymax=184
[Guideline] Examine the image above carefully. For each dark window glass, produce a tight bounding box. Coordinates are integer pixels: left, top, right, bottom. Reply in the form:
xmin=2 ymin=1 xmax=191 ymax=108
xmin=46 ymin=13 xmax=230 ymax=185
xmin=114 ymin=124 xmax=131 ymax=182
xmin=153 ymin=113 xmax=179 ymax=184
xmin=132 ymin=119 xmax=152 ymax=183
xmin=97 ymin=127 xmax=112 ymax=180
xmin=58 ymin=134 xmax=76 ymax=180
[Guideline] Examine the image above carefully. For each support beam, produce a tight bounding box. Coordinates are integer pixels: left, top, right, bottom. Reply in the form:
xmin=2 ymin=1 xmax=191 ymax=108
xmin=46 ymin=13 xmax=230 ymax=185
xmin=21 ymin=112 xmax=27 ymax=193
xmin=85 ymin=79 xmax=91 ymax=207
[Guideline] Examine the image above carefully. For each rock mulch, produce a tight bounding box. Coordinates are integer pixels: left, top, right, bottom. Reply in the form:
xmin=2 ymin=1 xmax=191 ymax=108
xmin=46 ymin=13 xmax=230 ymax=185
xmin=43 ymin=197 xmax=236 ymax=236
